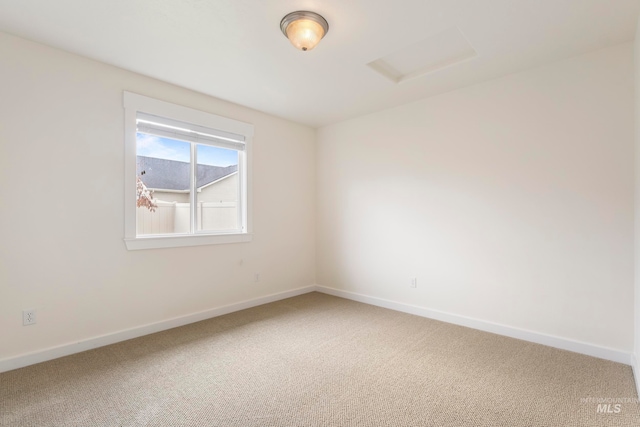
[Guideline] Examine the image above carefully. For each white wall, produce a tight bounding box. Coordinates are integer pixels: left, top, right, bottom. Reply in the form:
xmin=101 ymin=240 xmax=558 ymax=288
xmin=634 ymin=17 xmax=640 ymax=387
xmin=0 ymin=28 xmax=634 ymax=370
xmin=0 ymin=32 xmax=316 ymax=361
xmin=317 ymin=43 xmax=635 ymax=352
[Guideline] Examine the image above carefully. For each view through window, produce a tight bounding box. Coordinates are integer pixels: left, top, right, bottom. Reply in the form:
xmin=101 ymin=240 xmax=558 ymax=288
xmin=135 ymin=118 xmax=243 ymax=236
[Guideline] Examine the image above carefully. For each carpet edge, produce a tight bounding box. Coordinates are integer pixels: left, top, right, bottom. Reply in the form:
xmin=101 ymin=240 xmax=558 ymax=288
xmin=0 ymin=285 xmax=317 ymax=373
xmin=315 ymin=284 xmax=633 ymax=366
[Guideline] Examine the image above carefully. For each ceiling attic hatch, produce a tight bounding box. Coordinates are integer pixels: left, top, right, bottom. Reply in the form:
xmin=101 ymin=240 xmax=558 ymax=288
xmin=367 ymin=26 xmax=478 ymax=84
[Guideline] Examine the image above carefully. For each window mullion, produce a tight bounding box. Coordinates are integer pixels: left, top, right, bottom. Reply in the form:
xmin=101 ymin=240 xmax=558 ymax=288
xmin=190 ymin=143 xmax=197 ymax=234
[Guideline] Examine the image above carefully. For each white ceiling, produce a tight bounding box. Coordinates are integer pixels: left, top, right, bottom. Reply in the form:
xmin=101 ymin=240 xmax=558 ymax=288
xmin=0 ymin=0 xmax=638 ymax=127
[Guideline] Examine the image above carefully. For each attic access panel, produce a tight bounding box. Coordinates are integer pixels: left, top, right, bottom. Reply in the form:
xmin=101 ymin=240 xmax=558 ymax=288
xmin=368 ymin=26 xmax=477 ymax=84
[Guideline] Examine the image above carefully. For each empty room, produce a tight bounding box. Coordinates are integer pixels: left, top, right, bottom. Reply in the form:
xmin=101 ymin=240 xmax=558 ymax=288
xmin=2 ymin=1 xmax=640 ymax=426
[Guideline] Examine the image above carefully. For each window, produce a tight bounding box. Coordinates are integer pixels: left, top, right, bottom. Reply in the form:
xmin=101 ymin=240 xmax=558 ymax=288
xmin=124 ymin=92 xmax=253 ymax=250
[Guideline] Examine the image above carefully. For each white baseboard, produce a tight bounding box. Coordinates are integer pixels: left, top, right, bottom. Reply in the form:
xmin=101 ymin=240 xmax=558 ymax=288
xmin=315 ymin=285 xmax=633 ymax=366
xmin=0 ymin=285 xmax=316 ymax=374
xmin=3 ymin=284 xmax=633 ymax=378
xmin=632 ymin=354 xmax=640 ymax=396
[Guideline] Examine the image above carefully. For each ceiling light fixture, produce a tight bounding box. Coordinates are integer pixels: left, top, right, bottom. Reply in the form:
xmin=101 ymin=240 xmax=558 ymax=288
xmin=280 ymin=11 xmax=329 ymax=52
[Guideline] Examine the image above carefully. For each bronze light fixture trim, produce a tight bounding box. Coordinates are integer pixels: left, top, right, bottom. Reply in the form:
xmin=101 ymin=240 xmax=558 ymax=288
xmin=280 ymin=11 xmax=329 ymax=51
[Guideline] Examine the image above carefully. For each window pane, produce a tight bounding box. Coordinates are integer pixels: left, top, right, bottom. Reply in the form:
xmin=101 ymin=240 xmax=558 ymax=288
xmin=196 ymin=144 xmax=240 ymax=232
xmin=136 ymin=133 xmax=191 ymax=235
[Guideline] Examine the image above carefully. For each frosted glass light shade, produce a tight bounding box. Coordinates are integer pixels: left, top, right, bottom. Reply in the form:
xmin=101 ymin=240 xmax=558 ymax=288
xmin=280 ymin=11 xmax=329 ymax=52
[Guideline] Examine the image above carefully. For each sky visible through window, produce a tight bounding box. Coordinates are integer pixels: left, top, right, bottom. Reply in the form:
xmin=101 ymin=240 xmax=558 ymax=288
xmin=137 ymin=133 xmax=238 ymax=166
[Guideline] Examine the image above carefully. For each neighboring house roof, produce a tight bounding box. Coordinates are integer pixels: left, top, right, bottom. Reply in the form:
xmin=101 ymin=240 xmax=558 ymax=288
xmin=136 ymin=156 xmax=237 ymax=191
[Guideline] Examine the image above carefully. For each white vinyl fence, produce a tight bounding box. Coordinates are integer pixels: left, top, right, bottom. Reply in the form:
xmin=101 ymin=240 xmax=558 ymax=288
xmin=137 ymin=201 xmax=238 ymax=235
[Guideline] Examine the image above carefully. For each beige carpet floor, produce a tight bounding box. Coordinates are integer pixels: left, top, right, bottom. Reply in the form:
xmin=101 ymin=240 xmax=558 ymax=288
xmin=1 ymin=292 xmax=639 ymax=426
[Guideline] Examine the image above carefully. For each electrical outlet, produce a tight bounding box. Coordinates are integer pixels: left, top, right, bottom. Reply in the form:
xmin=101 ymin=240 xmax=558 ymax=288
xmin=254 ymin=273 xmax=260 ymax=282
xmin=23 ymin=309 xmax=37 ymax=326
xmin=410 ymin=278 xmax=417 ymax=288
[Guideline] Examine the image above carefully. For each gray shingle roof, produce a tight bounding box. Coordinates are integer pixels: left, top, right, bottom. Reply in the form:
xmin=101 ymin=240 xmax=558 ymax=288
xmin=137 ymin=156 xmax=237 ymax=191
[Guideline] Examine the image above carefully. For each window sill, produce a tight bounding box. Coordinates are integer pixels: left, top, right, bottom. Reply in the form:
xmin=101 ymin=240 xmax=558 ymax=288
xmin=124 ymin=233 xmax=252 ymax=250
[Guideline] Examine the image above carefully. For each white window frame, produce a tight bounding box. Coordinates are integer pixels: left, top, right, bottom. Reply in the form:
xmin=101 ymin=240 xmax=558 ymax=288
xmin=123 ymin=91 xmax=253 ymax=250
